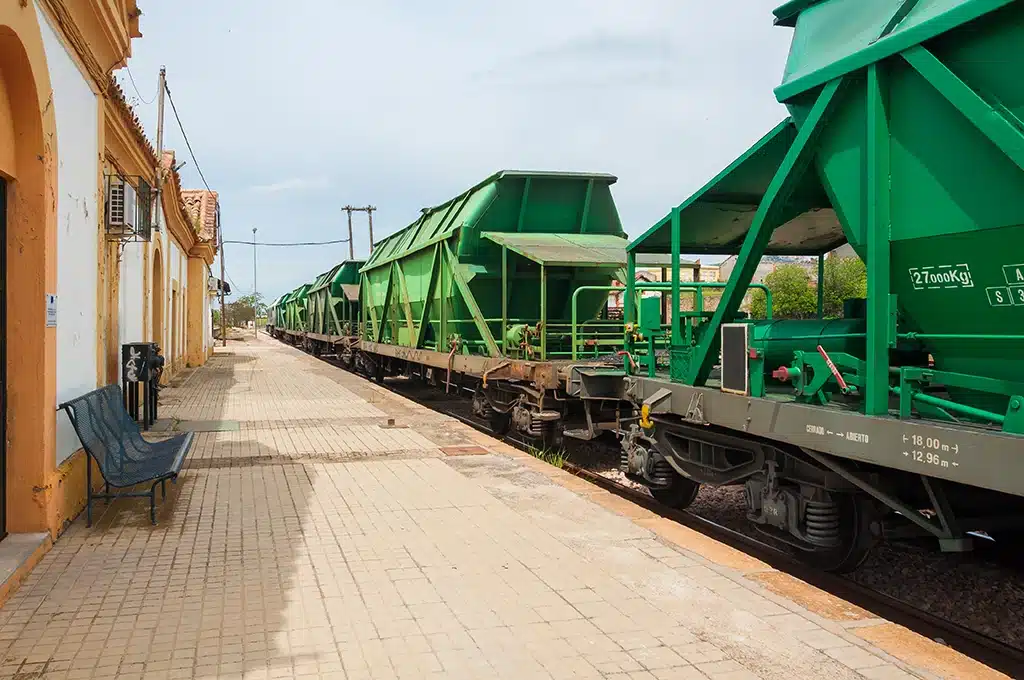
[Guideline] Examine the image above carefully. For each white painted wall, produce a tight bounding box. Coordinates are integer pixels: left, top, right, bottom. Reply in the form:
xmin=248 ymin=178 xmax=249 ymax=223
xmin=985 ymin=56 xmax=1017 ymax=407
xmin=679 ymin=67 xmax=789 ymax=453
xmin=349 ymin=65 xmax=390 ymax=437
xmin=38 ymin=5 xmax=101 ymax=464
xmin=118 ymin=243 xmax=146 ymax=374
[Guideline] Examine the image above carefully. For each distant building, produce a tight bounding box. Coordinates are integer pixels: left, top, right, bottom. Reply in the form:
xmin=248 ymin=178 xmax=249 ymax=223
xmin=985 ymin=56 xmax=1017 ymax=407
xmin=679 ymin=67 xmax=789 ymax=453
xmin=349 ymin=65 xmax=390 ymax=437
xmin=717 ymin=245 xmax=859 ymax=311
xmin=608 ymin=258 xmax=722 ymax=320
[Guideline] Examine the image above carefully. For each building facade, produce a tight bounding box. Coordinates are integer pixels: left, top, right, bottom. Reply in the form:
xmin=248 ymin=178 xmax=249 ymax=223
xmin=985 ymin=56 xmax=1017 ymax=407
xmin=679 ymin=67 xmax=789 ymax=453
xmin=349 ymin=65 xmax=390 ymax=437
xmin=607 ymin=259 xmax=721 ymax=319
xmin=0 ymin=1 xmax=218 ymax=561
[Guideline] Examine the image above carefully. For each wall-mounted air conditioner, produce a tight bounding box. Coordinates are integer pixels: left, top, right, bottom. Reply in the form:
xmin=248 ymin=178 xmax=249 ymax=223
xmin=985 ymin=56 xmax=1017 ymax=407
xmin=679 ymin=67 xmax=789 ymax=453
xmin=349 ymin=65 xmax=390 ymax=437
xmin=107 ymin=177 xmax=137 ymax=232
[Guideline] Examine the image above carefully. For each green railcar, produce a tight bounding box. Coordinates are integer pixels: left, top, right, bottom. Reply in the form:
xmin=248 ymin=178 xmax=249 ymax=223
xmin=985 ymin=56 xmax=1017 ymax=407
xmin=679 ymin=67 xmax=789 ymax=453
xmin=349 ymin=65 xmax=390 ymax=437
xmin=610 ymin=0 xmax=1024 ymax=571
xmin=357 ymin=170 xmax=633 ymax=441
xmin=280 ymin=283 xmax=311 ymax=339
xmin=301 ymin=260 xmax=364 ymax=363
xmin=306 ymin=260 xmax=363 ymax=337
xmin=267 ymin=295 xmax=285 ymax=337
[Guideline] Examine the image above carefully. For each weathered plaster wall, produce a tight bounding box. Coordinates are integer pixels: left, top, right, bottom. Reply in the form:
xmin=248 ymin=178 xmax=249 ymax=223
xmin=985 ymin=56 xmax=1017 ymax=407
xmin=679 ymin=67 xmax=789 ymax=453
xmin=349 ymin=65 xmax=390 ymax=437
xmin=118 ymin=241 xmax=146 ymax=371
xmin=38 ymin=5 xmax=100 ymax=465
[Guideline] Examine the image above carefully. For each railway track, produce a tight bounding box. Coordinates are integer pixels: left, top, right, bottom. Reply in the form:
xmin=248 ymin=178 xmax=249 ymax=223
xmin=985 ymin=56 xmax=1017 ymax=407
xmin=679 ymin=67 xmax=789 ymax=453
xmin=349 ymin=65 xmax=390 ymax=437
xmin=362 ymin=370 xmax=1024 ymax=679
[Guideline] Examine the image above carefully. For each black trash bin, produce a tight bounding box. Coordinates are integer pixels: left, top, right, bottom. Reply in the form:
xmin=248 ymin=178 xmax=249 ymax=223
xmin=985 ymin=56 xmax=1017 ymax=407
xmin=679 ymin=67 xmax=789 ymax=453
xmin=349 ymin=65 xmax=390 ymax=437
xmin=121 ymin=342 xmax=162 ymax=430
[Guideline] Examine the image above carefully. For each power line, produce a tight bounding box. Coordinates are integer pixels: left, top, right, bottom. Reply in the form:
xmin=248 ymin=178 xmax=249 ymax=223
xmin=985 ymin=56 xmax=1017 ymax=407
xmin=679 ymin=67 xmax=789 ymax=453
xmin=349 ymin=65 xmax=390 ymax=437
xmin=163 ymin=80 xmax=212 ymax=192
xmin=222 ymin=238 xmax=352 ymax=247
xmin=124 ymin=65 xmax=156 ymax=105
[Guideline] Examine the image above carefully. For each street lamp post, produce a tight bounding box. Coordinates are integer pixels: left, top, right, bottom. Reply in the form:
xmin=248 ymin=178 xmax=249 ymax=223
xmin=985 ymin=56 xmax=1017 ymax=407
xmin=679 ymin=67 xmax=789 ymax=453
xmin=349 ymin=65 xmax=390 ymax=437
xmin=252 ymin=227 xmax=258 ymax=337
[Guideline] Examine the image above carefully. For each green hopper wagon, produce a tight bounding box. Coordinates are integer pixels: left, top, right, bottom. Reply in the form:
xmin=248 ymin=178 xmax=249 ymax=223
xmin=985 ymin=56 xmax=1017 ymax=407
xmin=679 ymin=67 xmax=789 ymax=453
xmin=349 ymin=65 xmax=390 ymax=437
xmin=357 ymin=170 xmax=635 ymax=441
xmin=301 ymin=260 xmax=364 ymax=364
xmin=267 ymin=294 xmax=285 ymax=337
xmin=279 ymin=283 xmax=312 ymax=341
xmin=611 ymin=0 xmax=1024 ymax=571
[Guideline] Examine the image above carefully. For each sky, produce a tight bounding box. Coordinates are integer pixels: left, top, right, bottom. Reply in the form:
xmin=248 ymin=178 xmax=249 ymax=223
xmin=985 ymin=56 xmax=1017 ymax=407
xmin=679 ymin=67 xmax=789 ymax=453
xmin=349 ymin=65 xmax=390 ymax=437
xmin=119 ymin=0 xmax=793 ymax=303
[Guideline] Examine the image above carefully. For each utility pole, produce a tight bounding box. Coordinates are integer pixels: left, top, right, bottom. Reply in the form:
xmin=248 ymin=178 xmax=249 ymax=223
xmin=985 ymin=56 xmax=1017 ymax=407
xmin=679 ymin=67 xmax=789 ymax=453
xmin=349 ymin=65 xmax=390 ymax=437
xmin=252 ymin=227 xmax=258 ymax=337
xmin=153 ymin=66 xmax=166 ymax=231
xmin=218 ymin=205 xmax=227 ymax=347
xmin=367 ymin=208 xmax=375 ymax=254
xmin=345 ymin=207 xmax=354 ymax=260
xmin=343 ymin=205 xmax=377 ymax=258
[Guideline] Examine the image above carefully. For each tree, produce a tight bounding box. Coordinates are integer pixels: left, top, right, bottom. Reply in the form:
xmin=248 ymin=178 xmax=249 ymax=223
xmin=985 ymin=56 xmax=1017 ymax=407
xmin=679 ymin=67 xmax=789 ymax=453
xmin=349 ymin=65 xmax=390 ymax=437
xmin=821 ymin=256 xmax=866 ymax=318
xmin=750 ymin=264 xmax=817 ymax=319
xmin=224 ymin=293 xmax=267 ymax=328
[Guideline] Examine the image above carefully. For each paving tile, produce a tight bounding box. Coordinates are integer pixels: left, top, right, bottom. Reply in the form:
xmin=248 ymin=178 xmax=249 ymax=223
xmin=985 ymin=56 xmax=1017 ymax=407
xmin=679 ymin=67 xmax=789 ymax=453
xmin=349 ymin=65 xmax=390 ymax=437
xmin=823 ymin=644 xmax=889 ymax=671
xmin=0 ymin=336 xmax=994 ymax=680
xmin=856 ymin=666 xmax=920 ymax=680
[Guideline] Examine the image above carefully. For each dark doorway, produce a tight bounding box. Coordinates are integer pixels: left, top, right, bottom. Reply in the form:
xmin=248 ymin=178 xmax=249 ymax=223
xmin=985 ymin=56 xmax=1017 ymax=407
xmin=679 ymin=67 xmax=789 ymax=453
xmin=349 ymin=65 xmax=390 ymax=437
xmin=0 ymin=178 xmax=7 ymax=541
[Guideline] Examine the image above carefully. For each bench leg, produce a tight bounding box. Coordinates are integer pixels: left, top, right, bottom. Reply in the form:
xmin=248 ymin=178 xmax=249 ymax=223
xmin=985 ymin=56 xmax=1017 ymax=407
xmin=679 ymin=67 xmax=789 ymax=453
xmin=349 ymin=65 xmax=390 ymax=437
xmin=149 ymin=482 xmax=159 ymax=525
xmin=161 ymin=479 xmax=166 ymax=500
xmin=86 ymin=459 xmax=93 ymax=528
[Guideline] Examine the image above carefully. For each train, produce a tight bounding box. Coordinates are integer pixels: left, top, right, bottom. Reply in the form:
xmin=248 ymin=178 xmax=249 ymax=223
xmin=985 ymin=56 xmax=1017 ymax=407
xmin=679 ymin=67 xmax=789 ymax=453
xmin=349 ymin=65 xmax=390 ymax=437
xmin=267 ymin=0 xmax=1024 ymax=573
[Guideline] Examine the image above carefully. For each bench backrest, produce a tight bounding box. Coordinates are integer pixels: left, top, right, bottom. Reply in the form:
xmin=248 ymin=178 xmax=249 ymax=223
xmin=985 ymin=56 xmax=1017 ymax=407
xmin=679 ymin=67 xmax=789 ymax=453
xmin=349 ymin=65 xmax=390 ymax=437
xmin=59 ymin=385 xmax=147 ymax=476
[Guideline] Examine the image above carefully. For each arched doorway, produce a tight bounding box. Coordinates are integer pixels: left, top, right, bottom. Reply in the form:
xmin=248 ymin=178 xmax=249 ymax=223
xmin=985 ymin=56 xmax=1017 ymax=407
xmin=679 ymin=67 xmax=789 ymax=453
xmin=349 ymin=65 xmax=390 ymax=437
xmin=0 ymin=16 xmax=57 ymax=536
xmin=152 ymin=247 xmax=163 ymax=349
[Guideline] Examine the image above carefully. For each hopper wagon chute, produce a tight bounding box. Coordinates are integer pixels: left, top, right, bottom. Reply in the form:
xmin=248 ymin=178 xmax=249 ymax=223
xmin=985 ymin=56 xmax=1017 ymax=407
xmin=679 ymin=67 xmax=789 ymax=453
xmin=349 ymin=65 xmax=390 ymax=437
xmin=613 ymin=0 xmax=1024 ymax=571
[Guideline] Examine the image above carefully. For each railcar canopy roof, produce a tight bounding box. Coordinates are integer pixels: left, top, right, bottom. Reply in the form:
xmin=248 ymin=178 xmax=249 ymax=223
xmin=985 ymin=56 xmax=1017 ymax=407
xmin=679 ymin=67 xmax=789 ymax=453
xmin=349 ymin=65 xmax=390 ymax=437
xmin=480 ymin=233 xmax=705 ymax=268
xmin=481 ymin=233 xmax=630 ymax=267
xmin=628 ymin=119 xmax=846 ymax=257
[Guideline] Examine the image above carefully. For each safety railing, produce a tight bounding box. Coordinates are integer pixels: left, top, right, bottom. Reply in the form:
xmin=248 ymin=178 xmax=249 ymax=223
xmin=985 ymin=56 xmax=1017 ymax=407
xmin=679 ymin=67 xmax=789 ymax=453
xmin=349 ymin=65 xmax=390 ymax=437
xmin=571 ymin=282 xmax=774 ymax=360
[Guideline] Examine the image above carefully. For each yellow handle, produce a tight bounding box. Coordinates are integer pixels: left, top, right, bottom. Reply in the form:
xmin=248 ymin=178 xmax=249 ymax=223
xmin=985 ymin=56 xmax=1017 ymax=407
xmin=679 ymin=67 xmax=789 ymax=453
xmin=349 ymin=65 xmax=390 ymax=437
xmin=640 ymin=404 xmax=653 ymax=429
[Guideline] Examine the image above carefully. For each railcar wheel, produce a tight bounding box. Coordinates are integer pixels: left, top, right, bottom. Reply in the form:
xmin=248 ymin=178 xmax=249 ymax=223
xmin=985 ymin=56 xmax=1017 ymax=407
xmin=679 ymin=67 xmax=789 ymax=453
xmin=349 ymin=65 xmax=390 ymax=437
xmin=540 ymin=422 xmax=562 ymax=451
xmin=798 ymin=496 xmax=877 ymax=574
xmin=489 ymin=411 xmax=511 ymax=434
xmin=649 ymin=471 xmax=701 ymax=509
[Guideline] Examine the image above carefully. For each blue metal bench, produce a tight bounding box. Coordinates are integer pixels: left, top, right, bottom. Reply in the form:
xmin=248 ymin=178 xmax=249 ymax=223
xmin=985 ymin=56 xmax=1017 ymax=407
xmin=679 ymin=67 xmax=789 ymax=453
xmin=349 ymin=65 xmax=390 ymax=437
xmin=59 ymin=385 xmax=194 ymax=526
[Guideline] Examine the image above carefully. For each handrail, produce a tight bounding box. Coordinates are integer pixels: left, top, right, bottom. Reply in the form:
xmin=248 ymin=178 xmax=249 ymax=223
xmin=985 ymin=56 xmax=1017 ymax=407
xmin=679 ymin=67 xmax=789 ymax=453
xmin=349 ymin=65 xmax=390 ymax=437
xmin=898 ymin=333 xmax=1024 ymax=342
xmin=570 ymin=282 xmax=774 ymax=360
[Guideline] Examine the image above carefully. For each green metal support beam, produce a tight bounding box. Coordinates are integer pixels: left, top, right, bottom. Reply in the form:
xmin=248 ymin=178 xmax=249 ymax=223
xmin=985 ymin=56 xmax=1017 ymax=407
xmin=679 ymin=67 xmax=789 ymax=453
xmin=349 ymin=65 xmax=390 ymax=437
xmin=580 ymin=179 xmax=594 ymax=234
xmin=687 ymin=77 xmax=845 ymax=385
xmin=361 ymin=273 xmax=369 ymax=339
xmin=328 ymin=296 xmax=343 ymax=336
xmin=501 ymin=246 xmax=508 ymax=355
xmin=443 ymin=242 xmax=501 ymax=357
xmin=392 ymin=262 xmax=417 ymax=341
xmin=439 ymin=245 xmax=448 ymax=344
xmin=516 ymin=178 xmax=532 ymax=232
xmin=817 ymin=253 xmax=825 ymax=319
xmin=902 ymin=45 xmax=1024 ymax=173
xmin=670 ymin=208 xmax=682 ymax=345
xmin=414 ymin=244 xmax=441 ymax=349
xmin=540 ymin=264 xmax=548 ymax=360
xmin=374 ymin=267 xmax=395 ymax=343
xmin=625 ymin=250 xmax=636 ymax=372
xmin=866 ymin=63 xmax=893 ymax=415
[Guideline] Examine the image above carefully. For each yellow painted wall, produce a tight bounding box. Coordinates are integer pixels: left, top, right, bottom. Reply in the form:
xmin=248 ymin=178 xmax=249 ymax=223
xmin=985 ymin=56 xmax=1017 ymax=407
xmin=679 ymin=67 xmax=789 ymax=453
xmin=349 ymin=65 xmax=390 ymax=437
xmin=1 ymin=2 xmax=60 ymax=536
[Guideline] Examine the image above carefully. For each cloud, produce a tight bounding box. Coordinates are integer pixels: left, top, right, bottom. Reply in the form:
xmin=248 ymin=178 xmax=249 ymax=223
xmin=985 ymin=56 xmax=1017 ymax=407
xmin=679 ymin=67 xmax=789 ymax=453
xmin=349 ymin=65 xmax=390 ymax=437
xmin=247 ymin=177 xmax=330 ymax=194
xmin=123 ymin=0 xmax=794 ymax=302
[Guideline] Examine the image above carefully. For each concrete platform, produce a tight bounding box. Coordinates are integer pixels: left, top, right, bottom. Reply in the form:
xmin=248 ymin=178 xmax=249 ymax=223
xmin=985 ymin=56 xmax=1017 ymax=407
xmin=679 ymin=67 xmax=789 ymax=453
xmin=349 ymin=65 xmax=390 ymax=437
xmin=0 ymin=334 xmax=1005 ymax=679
